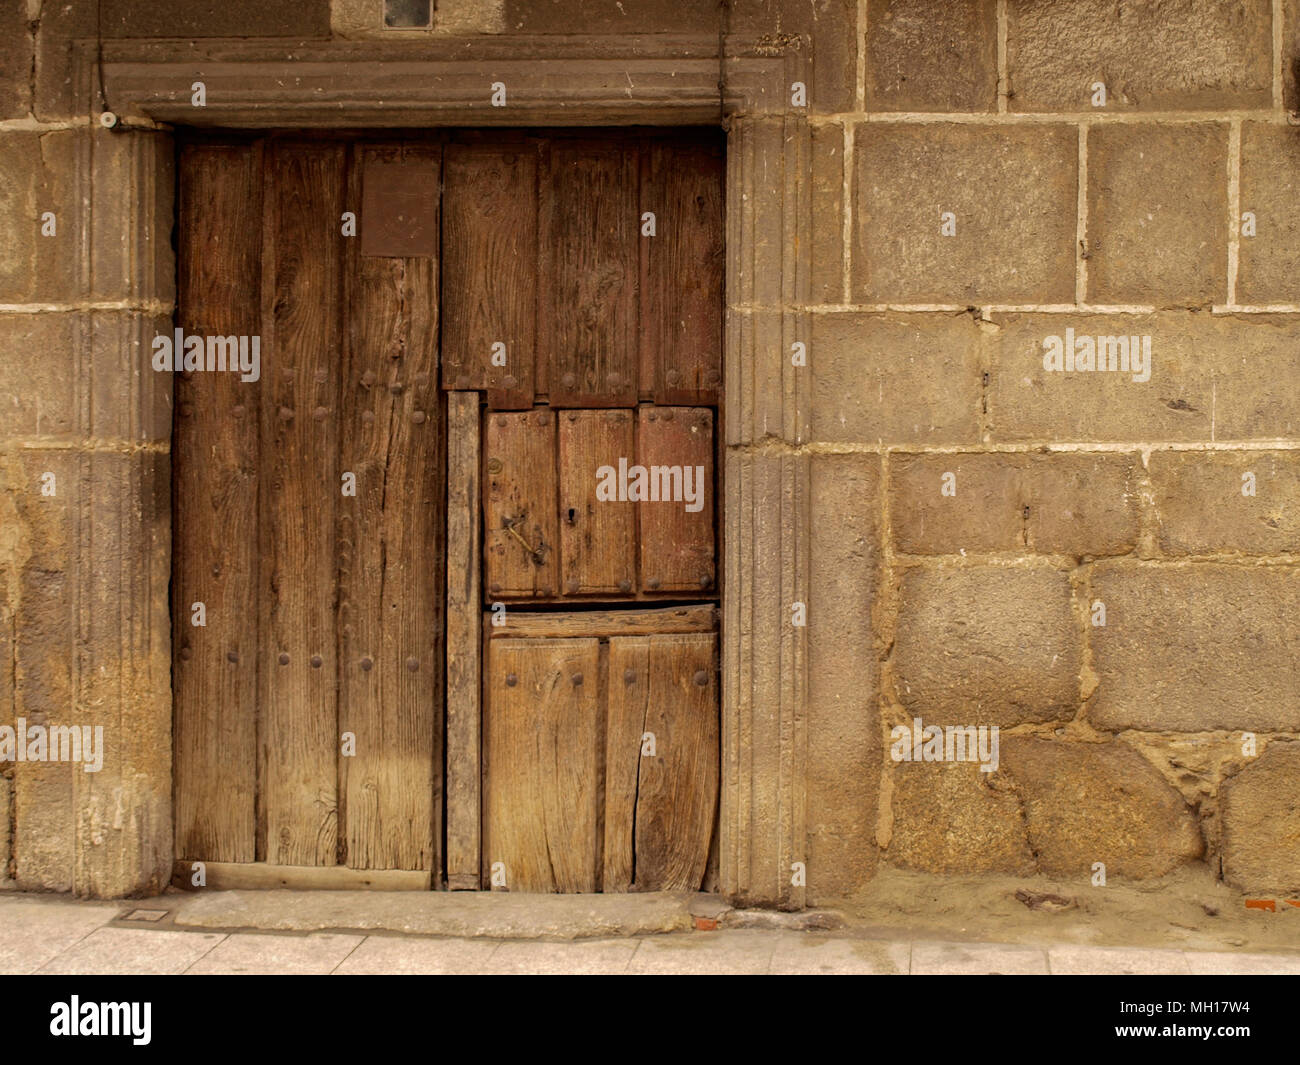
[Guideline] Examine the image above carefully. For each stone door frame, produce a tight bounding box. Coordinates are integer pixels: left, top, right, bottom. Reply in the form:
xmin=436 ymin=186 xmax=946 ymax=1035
xmin=82 ymin=31 xmax=812 ymax=906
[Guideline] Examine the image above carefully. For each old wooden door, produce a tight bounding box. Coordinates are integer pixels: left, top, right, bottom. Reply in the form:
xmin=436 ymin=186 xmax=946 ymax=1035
xmin=440 ymin=132 xmax=725 ymax=894
xmin=173 ymin=130 xmax=723 ymax=893
xmin=172 ymin=137 xmax=444 ymax=886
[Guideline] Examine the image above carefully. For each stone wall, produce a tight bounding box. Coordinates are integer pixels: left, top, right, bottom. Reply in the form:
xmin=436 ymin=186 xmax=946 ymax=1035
xmin=806 ymin=0 xmax=1300 ymax=900
xmin=1 ymin=0 xmax=1298 ymax=899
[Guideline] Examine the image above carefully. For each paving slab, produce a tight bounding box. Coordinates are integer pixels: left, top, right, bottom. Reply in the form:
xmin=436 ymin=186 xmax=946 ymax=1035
xmin=332 ymin=935 xmax=503 ymax=975
xmin=1182 ymin=950 xmax=1300 ymax=975
xmin=626 ymin=929 xmax=778 ymax=974
xmin=485 ymin=938 xmax=639 ymax=975
xmin=1048 ymin=945 xmax=1193 ymax=975
xmin=0 ymin=895 xmax=123 ymax=975
xmin=911 ymin=940 xmax=1050 ymax=975
xmin=186 ymin=932 xmax=365 ymax=975
xmin=770 ymin=933 xmax=911 ymax=974
xmin=171 ymin=889 xmax=694 ymax=939
xmin=38 ymin=927 xmax=226 ymax=975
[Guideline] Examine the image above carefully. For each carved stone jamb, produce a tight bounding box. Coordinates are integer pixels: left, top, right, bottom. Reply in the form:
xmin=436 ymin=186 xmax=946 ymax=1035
xmin=83 ymin=31 xmax=813 ymax=906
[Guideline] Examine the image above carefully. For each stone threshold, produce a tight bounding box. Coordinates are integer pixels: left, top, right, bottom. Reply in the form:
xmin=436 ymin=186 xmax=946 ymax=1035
xmin=140 ymin=889 xmax=843 ymax=940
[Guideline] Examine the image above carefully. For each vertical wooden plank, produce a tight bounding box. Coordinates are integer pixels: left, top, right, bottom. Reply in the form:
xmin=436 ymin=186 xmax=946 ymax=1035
xmin=338 ymin=143 xmax=442 ymax=872
xmin=173 ymin=143 xmax=262 ymax=863
xmin=445 ymin=391 xmax=481 ymax=889
xmin=442 ymin=143 xmax=537 ymax=409
xmin=604 ymin=636 xmax=650 ymax=891
xmin=535 ymin=143 xmax=552 ymax=402
xmin=483 ymin=637 xmax=602 ymax=893
xmin=635 ymin=632 xmax=719 ymax=891
xmin=259 ymin=141 xmax=344 ymax=867
xmin=637 ymin=407 xmax=716 ymax=594
xmin=542 ymin=141 xmax=638 ymax=407
xmin=483 ymin=409 xmax=557 ymax=599
xmin=558 ymin=409 xmax=636 ymax=597
xmin=641 ymin=139 xmax=724 ymax=406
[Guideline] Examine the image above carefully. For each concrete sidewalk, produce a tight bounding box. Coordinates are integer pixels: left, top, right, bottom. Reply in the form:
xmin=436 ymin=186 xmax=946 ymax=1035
xmin=3 ymin=892 xmax=1300 ymax=975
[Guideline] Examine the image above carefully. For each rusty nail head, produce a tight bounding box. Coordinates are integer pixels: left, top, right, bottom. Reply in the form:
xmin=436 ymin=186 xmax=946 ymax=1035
xmin=624 ymin=668 xmax=636 ymax=684
xmin=566 ymin=412 xmax=577 ymax=421
xmin=362 ymin=410 xmax=375 ymax=423
xmin=279 ymin=407 xmax=294 ymax=421
xmin=496 ymin=415 xmax=507 ymax=426
xmin=361 ymin=371 xmax=376 ymax=387
xmin=694 ymin=670 xmax=709 ymax=686
xmin=227 ymin=651 xmax=239 ymax=664
xmin=618 ymin=578 xmax=632 ymax=593
xmin=506 ymin=673 xmax=517 ymax=687
xmin=180 ymin=647 xmax=192 ymax=661
xmin=313 ymin=406 xmax=328 ymax=420
xmin=412 ymin=410 xmax=426 ymax=423
xmin=566 ymin=578 xmax=580 ymax=593
xmin=360 ymin=657 xmax=373 ymax=671
xmin=647 ymin=411 xmax=657 ymax=422
xmin=662 ymin=408 xmax=674 ymax=421
xmin=278 ymin=653 xmax=290 ymax=665
xmin=502 ymin=374 xmax=518 ymax=389
xmin=231 ymin=404 xmax=245 ymax=419
xmin=406 ymin=658 xmax=419 ymax=672
xmin=211 ymin=563 xmax=222 ymax=577
xmin=490 ymin=583 xmax=501 ymax=594
xmin=562 ymin=373 xmax=576 ymax=388
xmin=666 ymin=369 xmax=680 ymax=384
xmin=456 ymin=374 xmax=470 ymax=390
xmin=699 ymin=575 xmax=713 ymax=589
xmin=646 ymin=577 xmax=661 ymax=590
xmin=389 ymin=383 xmax=403 ymax=394
xmin=311 ymin=655 xmax=323 ymax=668
xmin=536 ymin=411 xmax=548 ymax=425
xmin=571 ymin=672 xmax=583 ymax=686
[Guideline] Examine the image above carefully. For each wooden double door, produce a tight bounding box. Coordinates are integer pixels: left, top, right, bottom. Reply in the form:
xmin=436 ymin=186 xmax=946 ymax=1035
xmin=172 ymin=130 xmax=723 ymax=891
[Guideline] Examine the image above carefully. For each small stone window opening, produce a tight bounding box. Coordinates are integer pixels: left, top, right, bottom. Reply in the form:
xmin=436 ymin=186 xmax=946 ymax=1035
xmin=385 ymin=0 xmax=432 ymax=28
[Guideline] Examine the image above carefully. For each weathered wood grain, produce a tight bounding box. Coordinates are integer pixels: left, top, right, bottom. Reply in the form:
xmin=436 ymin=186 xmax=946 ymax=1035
xmin=173 ymin=143 xmax=262 ymax=864
xmin=483 ymin=637 xmax=602 ymax=892
xmin=258 ymin=141 xmax=344 ymax=867
xmin=442 ymin=143 xmax=537 ymax=409
xmin=338 ymin=144 xmax=442 ymax=872
xmin=487 ymin=604 xmax=718 ymax=640
xmin=558 ymin=409 xmax=636 ymax=596
xmin=640 ymin=138 xmax=724 ymax=406
xmin=603 ymin=635 xmax=650 ymax=891
xmin=636 ymin=406 xmax=716 ymax=594
xmin=172 ymin=860 xmax=430 ymax=891
xmin=445 ymin=390 xmax=481 ymax=889
xmin=483 ymin=408 xmax=557 ymax=599
xmin=541 ymin=141 xmax=637 ymax=407
xmin=632 ymin=631 xmax=718 ymax=890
